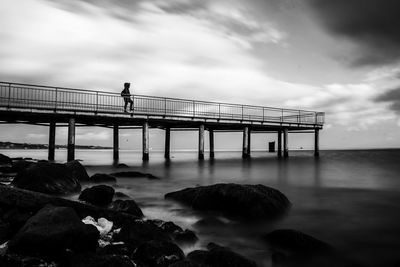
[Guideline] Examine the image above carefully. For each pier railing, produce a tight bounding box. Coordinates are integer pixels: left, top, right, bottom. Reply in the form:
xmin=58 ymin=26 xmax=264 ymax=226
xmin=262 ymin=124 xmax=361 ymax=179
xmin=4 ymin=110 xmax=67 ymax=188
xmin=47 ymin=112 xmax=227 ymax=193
xmin=0 ymin=82 xmax=324 ymax=125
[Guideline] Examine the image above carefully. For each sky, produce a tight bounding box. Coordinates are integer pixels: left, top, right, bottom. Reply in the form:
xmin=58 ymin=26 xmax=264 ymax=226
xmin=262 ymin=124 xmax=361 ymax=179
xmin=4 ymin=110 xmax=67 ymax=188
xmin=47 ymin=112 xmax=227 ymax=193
xmin=1 ymin=0 xmax=400 ymax=151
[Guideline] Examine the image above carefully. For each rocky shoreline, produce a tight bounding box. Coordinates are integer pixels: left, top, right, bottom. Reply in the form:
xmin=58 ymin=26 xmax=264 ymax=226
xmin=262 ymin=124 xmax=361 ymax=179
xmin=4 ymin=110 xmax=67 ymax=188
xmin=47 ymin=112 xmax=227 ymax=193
xmin=0 ymin=153 xmax=359 ymax=267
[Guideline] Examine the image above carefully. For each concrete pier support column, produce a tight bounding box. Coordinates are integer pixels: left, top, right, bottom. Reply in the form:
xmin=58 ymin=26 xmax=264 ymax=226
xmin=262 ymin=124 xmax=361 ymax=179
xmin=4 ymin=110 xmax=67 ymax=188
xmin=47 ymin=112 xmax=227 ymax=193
xmin=164 ymin=127 xmax=170 ymax=159
xmin=283 ymin=128 xmax=289 ymax=158
xmin=198 ymin=124 xmax=205 ymax=160
xmin=247 ymin=128 xmax=251 ymax=157
xmin=48 ymin=121 xmax=56 ymax=161
xmin=67 ymin=118 xmax=75 ymax=162
xmin=142 ymin=121 xmax=149 ymax=161
xmin=277 ymin=130 xmax=282 ymax=158
xmin=209 ymin=129 xmax=215 ymax=159
xmin=314 ymin=128 xmax=320 ymax=157
xmin=113 ymin=124 xmax=119 ymax=161
xmin=242 ymin=126 xmax=250 ymax=158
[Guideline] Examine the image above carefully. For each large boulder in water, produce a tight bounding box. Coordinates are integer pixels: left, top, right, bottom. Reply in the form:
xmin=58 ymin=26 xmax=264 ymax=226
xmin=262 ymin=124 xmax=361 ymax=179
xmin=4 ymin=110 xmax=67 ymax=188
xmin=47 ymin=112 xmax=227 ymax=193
xmin=65 ymin=160 xmax=90 ymax=183
xmin=8 ymin=205 xmax=99 ymax=257
xmin=187 ymin=242 xmax=257 ymax=267
xmin=12 ymin=162 xmax=81 ymax=195
xmin=79 ymin=185 xmax=115 ymax=207
xmin=165 ymin=183 xmax=290 ymax=220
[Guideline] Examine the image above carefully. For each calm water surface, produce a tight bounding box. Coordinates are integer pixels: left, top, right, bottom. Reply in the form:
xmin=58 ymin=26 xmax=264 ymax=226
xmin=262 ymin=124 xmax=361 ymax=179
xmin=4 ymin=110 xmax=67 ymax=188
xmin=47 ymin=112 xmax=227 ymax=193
xmin=3 ymin=149 xmax=400 ymax=266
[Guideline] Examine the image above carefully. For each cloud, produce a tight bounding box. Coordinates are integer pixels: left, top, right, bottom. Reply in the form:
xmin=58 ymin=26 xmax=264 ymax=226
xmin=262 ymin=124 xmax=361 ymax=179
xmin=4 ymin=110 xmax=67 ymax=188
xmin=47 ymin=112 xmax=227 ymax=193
xmin=308 ymin=0 xmax=400 ymax=66
xmin=375 ymin=87 xmax=400 ymax=114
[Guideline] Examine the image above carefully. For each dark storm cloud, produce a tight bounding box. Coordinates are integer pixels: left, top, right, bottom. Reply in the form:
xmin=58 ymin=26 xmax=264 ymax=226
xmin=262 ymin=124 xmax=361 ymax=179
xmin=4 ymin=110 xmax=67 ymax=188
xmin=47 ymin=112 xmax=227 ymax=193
xmin=375 ymin=88 xmax=400 ymax=114
xmin=308 ymin=0 xmax=400 ymax=66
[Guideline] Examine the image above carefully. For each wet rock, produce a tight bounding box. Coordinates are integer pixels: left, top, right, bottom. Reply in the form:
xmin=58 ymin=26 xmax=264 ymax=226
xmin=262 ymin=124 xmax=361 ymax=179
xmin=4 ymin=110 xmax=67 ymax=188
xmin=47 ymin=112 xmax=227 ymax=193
xmin=151 ymin=220 xmax=183 ymax=234
xmin=131 ymin=240 xmax=184 ymax=267
xmin=264 ymin=229 xmax=331 ymax=255
xmin=264 ymin=229 xmax=335 ymax=266
xmin=109 ymin=199 xmax=143 ymax=217
xmin=79 ymin=185 xmax=115 ymax=207
xmin=173 ymin=229 xmax=198 ymax=245
xmin=0 ymin=154 xmax=11 ymax=165
xmin=65 ymin=160 xmax=90 ymax=183
xmin=0 ymin=254 xmax=55 ymax=267
xmin=90 ymin=173 xmax=117 ymax=184
xmin=114 ymin=191 xmax=131 ymax=200
xmin=0 ymin=166 xmax=13 ymax=173
xmin=116 ymin=163 xmax=129 ymax=168
xmin=0 ymin=219 xmax=11 ymax=244
xmin=2 ymin=208 xmax=34 ymax=235
xmin=113 ymin=220 xmax=171 ymax=248
xmin=12 ymin=162 xmax=81 ymax=195
xmin=8 ymin=205 xmax=99 ymax=257
xmin=99 ymin=243 xmax=135 ymax=257
xmin=66 ymin=253 xmax=135 ymax=267
xmin=169 ymin=260 xmax=205 ymax=267
xmin=10 ymin=160 xmax=35 ymax=173
xmin=193 ymin=217 xmax=226 ymax=228
xmin=110 ymin=171 xmax=159 ymax=180
xmin=82 ymin=216 xmax=113 ymax=237
xmin=187 ymin=243 xmax=257 ymax=267
xmin=165 ymin=183 xmax=291 ymax=220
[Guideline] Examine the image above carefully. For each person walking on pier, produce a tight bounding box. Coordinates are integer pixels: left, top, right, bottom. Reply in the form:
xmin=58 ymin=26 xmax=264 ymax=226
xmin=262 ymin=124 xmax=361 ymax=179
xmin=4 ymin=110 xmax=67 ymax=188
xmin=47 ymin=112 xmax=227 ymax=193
xmin=121 ymin=82 xmax=133 ymax=112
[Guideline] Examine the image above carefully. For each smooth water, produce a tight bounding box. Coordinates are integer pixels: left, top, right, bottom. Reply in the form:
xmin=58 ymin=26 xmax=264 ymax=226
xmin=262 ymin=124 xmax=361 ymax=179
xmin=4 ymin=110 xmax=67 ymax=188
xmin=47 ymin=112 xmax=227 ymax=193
xmin=3 ymin=149 xmax=400 ymax=266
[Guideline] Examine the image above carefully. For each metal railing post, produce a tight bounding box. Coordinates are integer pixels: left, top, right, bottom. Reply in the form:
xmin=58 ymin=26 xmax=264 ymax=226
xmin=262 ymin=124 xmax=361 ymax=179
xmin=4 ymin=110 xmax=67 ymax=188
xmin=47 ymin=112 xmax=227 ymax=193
xmin=193 ymin=100 xmax=195 ymax=117
xmin=54 ymin=88 xmax=58 ymax=112
xmin=298 ymin=110 xmax=301 ymax=123
xmin=7 ymin=83 xmax=11 ymax=109
xmin=241 ymin=105 xmax=244 ymax=120
xmin=262 ymin=107 xmax=265 ymax=121
xmin=281 ymin=109 xmax=284 ymax=122
xmin=218 ymin=103 xmax=221 ymax=119
xmin=164 ymin=98 xmax=167 ymax=116
xmin=95 ymin=91 xmax=99 ymax=113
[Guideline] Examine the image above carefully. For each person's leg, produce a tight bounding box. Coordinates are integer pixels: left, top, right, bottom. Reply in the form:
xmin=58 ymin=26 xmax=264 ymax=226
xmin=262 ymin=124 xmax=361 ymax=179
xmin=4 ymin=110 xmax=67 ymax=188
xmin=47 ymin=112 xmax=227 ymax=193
xmin=124 ymin=99 xmax=128 ymax=112
xmin=129 ymin=99 xmax=133 ymax=110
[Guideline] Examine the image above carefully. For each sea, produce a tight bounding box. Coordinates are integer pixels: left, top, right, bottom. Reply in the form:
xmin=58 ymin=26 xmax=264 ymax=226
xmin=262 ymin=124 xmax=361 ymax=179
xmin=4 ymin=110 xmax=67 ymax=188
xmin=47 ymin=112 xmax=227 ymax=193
xmin=2 ymin=149 xmax=400 ymax=267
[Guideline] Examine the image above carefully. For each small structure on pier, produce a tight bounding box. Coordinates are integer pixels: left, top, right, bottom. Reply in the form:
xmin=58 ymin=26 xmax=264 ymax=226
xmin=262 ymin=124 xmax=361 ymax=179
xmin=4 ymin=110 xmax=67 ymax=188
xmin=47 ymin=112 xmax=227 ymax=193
xmin=0 ymin=82 xmax=324 ymax=161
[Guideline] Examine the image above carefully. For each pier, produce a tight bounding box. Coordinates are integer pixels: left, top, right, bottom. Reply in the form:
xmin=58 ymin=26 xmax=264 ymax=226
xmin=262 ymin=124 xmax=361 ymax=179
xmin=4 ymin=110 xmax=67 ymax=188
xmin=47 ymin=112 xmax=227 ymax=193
xmin=0 ymin=82 xmax=324 ymax=162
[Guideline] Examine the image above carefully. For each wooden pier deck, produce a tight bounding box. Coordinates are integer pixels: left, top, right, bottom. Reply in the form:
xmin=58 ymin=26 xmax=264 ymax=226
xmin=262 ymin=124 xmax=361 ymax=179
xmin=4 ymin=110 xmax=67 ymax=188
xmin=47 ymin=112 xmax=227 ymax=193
xmin=0 ymin=81 xmax=324 ymax=161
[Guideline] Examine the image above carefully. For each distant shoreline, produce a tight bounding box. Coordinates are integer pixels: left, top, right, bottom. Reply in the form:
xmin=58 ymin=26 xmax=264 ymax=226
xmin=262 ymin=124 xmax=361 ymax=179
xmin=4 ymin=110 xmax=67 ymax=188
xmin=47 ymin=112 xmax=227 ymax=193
xmin=0 ymin=141 xmax=111 ymax=150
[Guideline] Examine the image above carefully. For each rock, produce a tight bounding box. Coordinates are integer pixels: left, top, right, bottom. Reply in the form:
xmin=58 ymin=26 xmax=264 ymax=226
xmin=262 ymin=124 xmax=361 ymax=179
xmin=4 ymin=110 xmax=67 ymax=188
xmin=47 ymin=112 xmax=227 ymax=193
xmin=264 ymin=229 xmax=331 ymax=255
xmin=114 ymin=191 xmax=131 ymax=199
xmin=0 ymin=154 xmax=11 ymax=165
xmin=113 ymin=220 xmax=171 ymax=248
xmin=151 ymin=220 xmax=183 ymax=234
xmin=109 ymin=199 xmax=143 ymax=217
xmin=66 ymin=253 xmax=135 ymax=267
xmin=132 ymin=240 xmax=185 ymax=267
xmin=187 ymin=243 xmax=257 ymax=267
xmin=65 ymin=160 xmax=90 ymax=182
xmin=8 ymin=205 xmax=99 ymax=257
xmin=110 ymin=171 xmax=159 ymax=180
xmin=99 ymin=243 xmax=135 ymax=257
xmin=165 ymin=183 xmax=291 ymax=220
xmin=193 ymin=217 xmax=226 ymax=228
xmin=173 ymin=229 xmax=198 ymax=245
xmin=10 ymin=160 xmax=35 ymax=173
xmin=2 ymin=208 xmax=34 ymax=235
xmin=0 ymin=219 xmax=11 ymax=244
xmin=82 ymin=216 xmax=113 ymax=237
xmin=0 ymin=166 xmax=13 ymax=173
xmin=12 ymin=162 xmax=81 ymax=195
xmin=90 ymin=173 xmax=117 ymax=184
xmin=0 ymin=254 xmax=55 ymax=267
xmin=169 ymin=260 xmax=205 ymax=267
xmin=79 ymin=185 xmax=115 ymax=207
xmin=116 ymin=163 xmax=129 ymax=168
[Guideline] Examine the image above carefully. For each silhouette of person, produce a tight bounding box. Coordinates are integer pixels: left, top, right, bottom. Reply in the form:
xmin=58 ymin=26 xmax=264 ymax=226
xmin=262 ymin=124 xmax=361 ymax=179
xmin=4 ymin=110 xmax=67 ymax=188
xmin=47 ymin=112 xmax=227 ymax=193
xmin=121 ymin=82 xmax=133 ymax=112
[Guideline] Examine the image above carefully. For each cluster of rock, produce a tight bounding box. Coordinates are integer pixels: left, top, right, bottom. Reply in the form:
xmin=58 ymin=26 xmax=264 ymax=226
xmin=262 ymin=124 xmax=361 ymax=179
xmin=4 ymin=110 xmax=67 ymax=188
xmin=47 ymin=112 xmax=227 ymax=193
xmin=0 ymin=153 xmax=356 ymax=267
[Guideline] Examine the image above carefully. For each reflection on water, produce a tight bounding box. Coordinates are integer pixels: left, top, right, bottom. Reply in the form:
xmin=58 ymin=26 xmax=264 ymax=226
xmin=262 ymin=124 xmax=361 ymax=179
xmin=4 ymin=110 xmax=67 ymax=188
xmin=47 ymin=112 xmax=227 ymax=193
xmin=3 ymin=149 xmax=400 ymax=266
